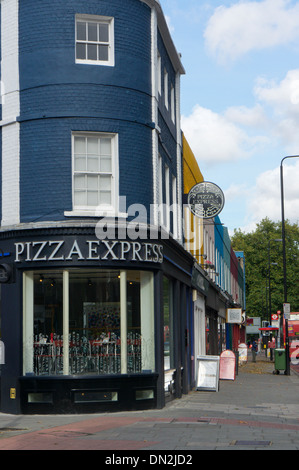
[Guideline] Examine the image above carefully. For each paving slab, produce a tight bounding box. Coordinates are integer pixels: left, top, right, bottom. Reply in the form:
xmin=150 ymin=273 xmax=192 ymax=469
xmin=0 ymin=354 xmax=298 ymax=451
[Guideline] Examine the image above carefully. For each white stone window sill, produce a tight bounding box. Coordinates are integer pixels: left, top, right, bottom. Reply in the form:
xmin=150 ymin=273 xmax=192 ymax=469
xmin=64 ymin=210 xmax=128 ymax=219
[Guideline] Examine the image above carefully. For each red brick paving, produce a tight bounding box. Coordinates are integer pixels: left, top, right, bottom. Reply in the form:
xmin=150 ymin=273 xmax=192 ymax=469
xmin=0 ymin=414 xmax=298 ymax=450
xmin=0 ymin=416 xmax=165 ymax=450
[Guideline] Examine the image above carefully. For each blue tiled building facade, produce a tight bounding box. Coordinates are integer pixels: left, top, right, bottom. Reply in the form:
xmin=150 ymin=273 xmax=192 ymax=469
xmin=0 ymin=0 xmax=245 ymax=414
xmin=0 ymin=0 xmax=192 ymax=414
xmin=16 ymin=0 xmax=160 ymax=223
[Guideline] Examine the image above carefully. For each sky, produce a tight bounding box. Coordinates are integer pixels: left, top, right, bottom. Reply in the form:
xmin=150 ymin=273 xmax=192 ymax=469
xmin=159 ymin=0 xmax=299 ymax=235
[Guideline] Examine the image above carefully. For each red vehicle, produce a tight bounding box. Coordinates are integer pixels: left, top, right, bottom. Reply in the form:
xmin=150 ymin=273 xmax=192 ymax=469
xmin=283 ymin=313 xmax=299 ymax=367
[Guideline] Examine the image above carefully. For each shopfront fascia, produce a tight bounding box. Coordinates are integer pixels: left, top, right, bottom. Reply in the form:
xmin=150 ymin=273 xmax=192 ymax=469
xmin=0 ymin=225 xmax=196 ymax=414
xmin=0 ymin=225 xmax=171 ymax=414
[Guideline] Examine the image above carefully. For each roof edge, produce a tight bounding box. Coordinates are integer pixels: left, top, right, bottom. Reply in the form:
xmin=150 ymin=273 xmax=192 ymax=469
xmin=140 ymin=0 xmax=185 ymax=74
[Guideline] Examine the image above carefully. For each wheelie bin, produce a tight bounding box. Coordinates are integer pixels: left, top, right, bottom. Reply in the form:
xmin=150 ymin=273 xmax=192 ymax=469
xmin=273 ymin=348 xmax=286 ymax=374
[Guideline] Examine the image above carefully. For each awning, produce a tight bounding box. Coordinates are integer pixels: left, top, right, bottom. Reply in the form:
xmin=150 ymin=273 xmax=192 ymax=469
xmin=258 ymin=327 xmax=279 ymax=331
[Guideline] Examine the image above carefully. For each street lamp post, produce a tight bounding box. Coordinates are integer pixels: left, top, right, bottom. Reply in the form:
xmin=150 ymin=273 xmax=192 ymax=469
xmin=268 ymin=239 xmax=282 ymax=323
xmin=280 ymin=155 xmax=299 ymax=376
xmin=268 ymin=239 xmax=281 ymax=361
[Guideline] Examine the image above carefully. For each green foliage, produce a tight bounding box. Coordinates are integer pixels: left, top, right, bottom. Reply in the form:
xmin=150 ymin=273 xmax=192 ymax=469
xmin=231 ymin=218 xmax=299 ymax=320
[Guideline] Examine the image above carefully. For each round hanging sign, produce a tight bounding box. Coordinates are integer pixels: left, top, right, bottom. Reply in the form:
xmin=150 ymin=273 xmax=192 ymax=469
xmin=187 ymin=181 xmax=225 ymax=219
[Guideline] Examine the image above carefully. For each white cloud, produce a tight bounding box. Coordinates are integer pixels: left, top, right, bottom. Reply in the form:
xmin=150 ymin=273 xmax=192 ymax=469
xmin=181 ymin=104 xmax=268 ymax=165
xmin=254 ymin=69 xmax=299 ymax=152
xmin=245 ymin=161 xmax=299 ymax=229
xmin=224 ymin=104 xmax=268 ymax=128
xmin=181 ymin=68 xmax=299 ymax=172
xmin=204 ymin=0 xmax=299 ymax=64
xmin=224 ymin=183 xmax=250 ymax=202
xmin=255 ymin=69 xmax=299 ymax=113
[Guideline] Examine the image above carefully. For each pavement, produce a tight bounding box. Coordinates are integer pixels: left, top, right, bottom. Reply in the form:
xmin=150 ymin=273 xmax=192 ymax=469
xmin=0 ymin=352 xmax=299 ymax=453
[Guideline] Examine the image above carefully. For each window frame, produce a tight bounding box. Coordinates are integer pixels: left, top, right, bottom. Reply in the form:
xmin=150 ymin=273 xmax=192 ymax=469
xmin=172 ymin=175 xmax=178 ymax=239
xmin=157 ymin=52 xmax=162 ymax=96
xmin=171 ymin=83 xmax=175 ymax=123
xmin=23 ymin=269 xmax=155 ymax=377
xmin=164 ymin=68 xmax=169 ymax=110
xmin=164 ymin=164 xmax=170 ymax=232
xmin=70 ymin=132 xmax=119 ymax=216
xmin=75 ymin=14 xmax=115 ymax=67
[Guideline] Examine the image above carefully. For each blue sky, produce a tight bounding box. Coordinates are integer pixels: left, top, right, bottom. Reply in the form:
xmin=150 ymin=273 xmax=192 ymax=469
xmin=159 ymin=0 xmax=299 ymax=234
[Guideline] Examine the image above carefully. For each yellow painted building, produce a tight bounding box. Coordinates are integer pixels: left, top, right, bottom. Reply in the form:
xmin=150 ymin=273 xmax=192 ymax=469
xmin=182 ymin=134 xmax=204 ymax=264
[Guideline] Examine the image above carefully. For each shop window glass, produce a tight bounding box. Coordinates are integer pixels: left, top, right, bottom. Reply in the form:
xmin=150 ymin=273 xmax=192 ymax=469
xmin=127 ymin=271 xmax=141 ymax=373
xmin=69 ymin=270 xmax=121 ymax=375
xmin=206 ymin=316 xmax=210 ymax=355
xmin=0 ymin=284 xmax=1 ymax=336
xmin=23 ymin=269 xmax=154 ymax=376
xmin=163 ymin=276 xmax=174 ymax=370
xmin=33 ymin=273 xmax=63 ymax=376
xmin=218 ymin=318 xmax=226 ymax=353
xmin=0 ymin=284 xmax=2 ymax=375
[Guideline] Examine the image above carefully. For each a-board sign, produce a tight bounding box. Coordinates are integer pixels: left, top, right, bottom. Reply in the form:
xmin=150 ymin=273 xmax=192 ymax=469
xmin=219 ymin=350 xmax=236 ymax=380
xmin=196 ymin=355 xmax=220 ymax=392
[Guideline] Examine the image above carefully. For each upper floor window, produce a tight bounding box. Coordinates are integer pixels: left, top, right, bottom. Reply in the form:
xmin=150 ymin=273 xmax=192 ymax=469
xmin=172 ymin=175 xmax=178 ymax=239
xmin=164 ymin=164 xmax=170 ymax=231
xmin=72 ymin=132 xmax=118 ymax=213
xmin=75 ymin=15 xmax=114 ymax=66
xmin=164 ymin=69 xmax=169 ymax=109
xmin=157 ymin=52 xmax=162 ymax=96
xmin=158 ymin=154 xmax=164 ymax=227
xmin=171 ymin=84 xmax=175 ymax=123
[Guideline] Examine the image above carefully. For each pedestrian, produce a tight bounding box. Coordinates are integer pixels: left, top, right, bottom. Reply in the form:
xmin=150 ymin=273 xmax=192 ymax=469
xmin=252 ymin=339 xmax=257 ymax=363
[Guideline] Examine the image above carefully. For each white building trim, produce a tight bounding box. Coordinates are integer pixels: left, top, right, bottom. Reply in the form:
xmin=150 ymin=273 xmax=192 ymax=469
xmin=1 ymin=0 xmax=20 ymax=226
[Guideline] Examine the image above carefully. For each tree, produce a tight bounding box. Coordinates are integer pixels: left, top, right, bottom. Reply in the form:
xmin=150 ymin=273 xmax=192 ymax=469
xmin=231 ymin=218 xmax=299 ymax=320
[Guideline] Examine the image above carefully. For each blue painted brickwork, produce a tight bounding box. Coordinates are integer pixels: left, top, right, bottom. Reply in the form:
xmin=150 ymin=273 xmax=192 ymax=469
xmin=157 ymin=30 xmax=177 ymax=140
xmin=18 ymin=0 xmax=155 ymax=222
xmin=214 ymin=215 xmax=224 ymax=287
xmin=156 ymin=30 xmax=180 ymax=224
xmin=20 ymin=85 xmax=152 ymax=125
xmin=157 ymin=28 xmax=178 ymax=180
xmin=0 ymin=0 xmax=1 ymax=227
xmin=0 ymin=129 xmax=2 ymax=224
xmin=19 ymin=0 xmax=151 ymax=92
xmin=20 ymin=117 xmax=153 ymax=223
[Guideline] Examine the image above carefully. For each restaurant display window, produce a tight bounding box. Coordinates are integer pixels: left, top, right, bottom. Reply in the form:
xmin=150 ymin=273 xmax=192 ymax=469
xmin=163 ymin=276 xmax=174 ymax=371
xmin=23 ymin=269 xmax=155 ymax=376
xmin=205 ymin=316 xmax=210 ymax=355
xmin=218 ymin=317 xmax=226 ymax=354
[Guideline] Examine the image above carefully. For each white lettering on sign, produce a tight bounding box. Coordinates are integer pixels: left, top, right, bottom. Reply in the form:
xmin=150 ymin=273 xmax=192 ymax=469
xmin=226 ymin=308 xmax=242 ymax=324
xmin=14 ymin=240 xmax=163 ymax=264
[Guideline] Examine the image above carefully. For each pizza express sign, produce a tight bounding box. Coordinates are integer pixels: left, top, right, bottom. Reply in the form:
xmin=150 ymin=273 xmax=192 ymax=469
xmin=14 ymin=239 xmax=164 ymax=264
xmin=188 ymin=181 xmax=225 ymax=219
